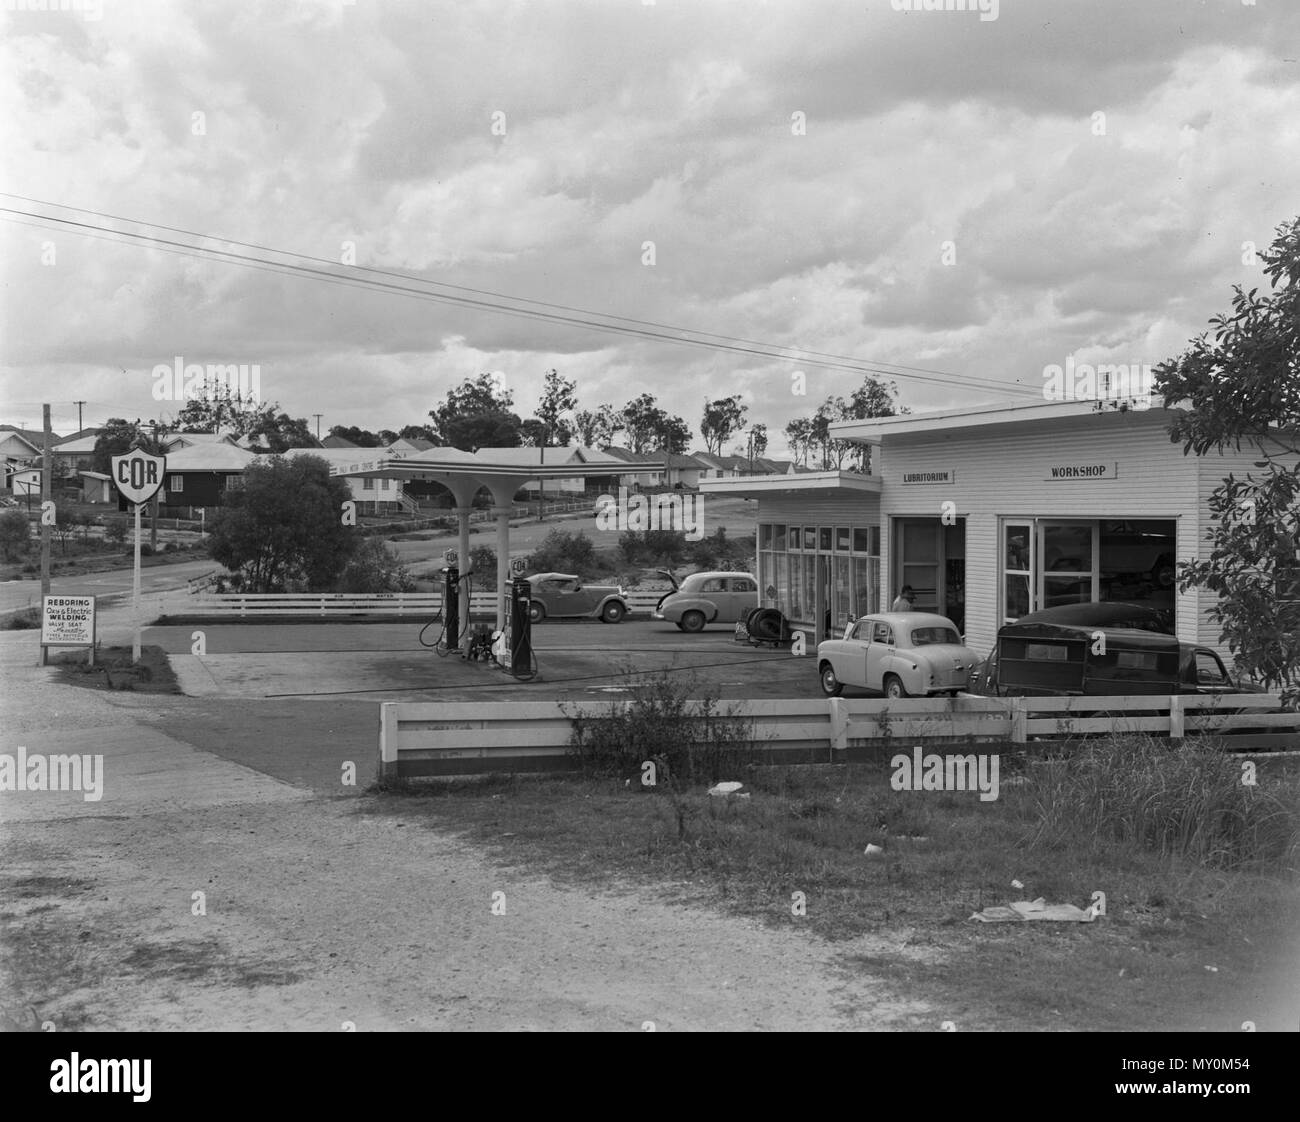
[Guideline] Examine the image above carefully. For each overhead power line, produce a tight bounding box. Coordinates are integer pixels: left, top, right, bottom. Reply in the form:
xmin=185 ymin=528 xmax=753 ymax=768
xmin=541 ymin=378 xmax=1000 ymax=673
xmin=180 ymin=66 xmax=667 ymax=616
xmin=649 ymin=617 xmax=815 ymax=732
xmin=0 ymin=195 xmax=1042 ymax=400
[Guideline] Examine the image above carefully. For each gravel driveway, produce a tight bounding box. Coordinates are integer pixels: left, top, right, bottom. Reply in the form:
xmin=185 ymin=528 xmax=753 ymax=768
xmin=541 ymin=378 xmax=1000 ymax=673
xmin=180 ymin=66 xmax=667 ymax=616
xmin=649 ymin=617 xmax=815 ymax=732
xmin=0 ymin=630 xmax=930 ymax=1031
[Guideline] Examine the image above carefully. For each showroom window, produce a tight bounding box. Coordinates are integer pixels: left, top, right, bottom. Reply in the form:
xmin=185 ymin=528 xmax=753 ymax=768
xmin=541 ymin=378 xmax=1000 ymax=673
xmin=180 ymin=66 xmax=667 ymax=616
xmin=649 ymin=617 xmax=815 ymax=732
xmin=757 ymin=520 xmax=881 ymax=628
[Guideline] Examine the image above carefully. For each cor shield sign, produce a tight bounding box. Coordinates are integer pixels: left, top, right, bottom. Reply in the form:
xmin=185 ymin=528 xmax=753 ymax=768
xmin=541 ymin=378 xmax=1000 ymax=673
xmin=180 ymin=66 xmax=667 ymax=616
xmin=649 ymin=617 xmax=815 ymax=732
xmin=111 ymin=450 xmax=167 ymax=505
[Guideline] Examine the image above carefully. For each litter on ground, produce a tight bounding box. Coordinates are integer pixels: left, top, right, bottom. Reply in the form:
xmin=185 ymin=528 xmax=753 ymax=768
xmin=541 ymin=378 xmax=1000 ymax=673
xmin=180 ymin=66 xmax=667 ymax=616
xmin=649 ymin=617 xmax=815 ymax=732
xmin=970 ymin=898 xmax=1097 ymax=923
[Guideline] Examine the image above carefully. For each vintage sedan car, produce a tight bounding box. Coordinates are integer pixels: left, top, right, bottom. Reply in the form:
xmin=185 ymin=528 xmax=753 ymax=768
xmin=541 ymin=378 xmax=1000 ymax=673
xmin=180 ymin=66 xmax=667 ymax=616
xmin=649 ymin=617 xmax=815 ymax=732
xmin=968 ymin=604 xmax=1259 ymax=697
xmin=525 ymin=573 xmax=628 ymax=624
xmin=653 ymin=571 xmax=759 ymax=632
xmin=817 ymin=612 xmax=977 ymax=698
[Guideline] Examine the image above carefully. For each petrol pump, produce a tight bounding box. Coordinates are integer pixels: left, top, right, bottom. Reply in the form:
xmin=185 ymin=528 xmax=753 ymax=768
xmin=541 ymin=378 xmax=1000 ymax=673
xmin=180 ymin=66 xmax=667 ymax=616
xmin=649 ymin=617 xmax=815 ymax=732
xmin=508 ymin=572 xmax=534 ymax=678
xmin=422 ymin=548 xmax=462 ymax=655
xmin=441 ymin=564 xmax=461 ymax=650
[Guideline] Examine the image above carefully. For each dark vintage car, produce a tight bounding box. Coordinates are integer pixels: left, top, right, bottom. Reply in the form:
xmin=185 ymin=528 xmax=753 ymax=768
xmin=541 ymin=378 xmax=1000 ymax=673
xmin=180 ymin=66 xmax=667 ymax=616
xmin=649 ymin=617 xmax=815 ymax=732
xmin=969 ymin=603 xmax=1256 ymax=697
xmin=525 ymin=573 xmax=628 ymax=624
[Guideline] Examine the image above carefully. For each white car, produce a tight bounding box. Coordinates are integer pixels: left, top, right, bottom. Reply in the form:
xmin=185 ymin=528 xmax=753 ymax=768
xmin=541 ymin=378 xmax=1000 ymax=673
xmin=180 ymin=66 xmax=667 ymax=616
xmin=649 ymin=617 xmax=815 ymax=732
xmin=652 ymin=571 xmax=759 ymax=632
xmin=816 ymin=612 xmax=978 ymax=698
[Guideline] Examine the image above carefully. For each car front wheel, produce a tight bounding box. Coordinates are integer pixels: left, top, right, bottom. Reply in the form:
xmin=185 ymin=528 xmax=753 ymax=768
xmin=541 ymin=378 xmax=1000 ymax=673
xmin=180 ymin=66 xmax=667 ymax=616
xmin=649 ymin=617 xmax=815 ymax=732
xmin=819 ymin=662 xmax=844 ymax=697
xmin=601 ymin=601 xmax=626 ymax=624
xmin=883 ymin=674 xmax=908 ymax=699
xmin=1152 ymin=558 xmax=1176 ymax=588
xmin=680 ymin=610 xmax=706 ymax=633
xmin=529 ymin=601 xmax=546 ymax=624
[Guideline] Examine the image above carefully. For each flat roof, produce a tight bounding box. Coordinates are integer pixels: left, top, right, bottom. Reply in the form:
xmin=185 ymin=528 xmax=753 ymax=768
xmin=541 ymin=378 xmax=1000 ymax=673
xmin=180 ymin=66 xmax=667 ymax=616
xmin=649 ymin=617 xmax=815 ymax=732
xmin=698 ymin=470 xmax=880 ymax=499
xmin=829 ymin=397 xmax=1172 ymax=444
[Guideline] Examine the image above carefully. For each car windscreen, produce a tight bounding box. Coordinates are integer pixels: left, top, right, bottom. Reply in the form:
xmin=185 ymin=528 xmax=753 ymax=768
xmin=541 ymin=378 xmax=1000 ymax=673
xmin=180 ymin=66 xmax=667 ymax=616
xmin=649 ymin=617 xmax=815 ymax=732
xmin=909 ymin=626 xmax=960 ymax=646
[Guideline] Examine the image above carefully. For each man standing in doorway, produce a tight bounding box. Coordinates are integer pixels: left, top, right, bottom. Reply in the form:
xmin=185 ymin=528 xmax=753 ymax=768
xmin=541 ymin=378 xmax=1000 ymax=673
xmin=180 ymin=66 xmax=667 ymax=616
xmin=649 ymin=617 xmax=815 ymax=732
xmin=891 ymin=585 xmax=915 ymax=612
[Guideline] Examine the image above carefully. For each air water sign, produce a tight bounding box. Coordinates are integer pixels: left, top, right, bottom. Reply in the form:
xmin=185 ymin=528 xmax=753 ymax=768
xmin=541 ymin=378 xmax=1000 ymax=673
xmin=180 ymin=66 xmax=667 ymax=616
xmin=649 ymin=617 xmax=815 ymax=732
xmin=110 ymin=450 xmax=167 ymax=504
xmin=42 ymin=596 xmax=95 ymax=646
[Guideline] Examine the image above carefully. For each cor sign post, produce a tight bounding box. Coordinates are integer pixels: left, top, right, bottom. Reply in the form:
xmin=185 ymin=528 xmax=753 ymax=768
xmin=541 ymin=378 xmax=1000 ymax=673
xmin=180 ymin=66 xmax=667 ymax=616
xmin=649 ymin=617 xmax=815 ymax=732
xmin=110 ymin=449 xmax=166 ymax=663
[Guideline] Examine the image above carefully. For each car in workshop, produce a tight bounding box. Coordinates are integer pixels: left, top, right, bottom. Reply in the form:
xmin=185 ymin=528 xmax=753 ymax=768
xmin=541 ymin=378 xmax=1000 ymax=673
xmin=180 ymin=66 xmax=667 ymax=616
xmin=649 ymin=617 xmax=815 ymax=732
xmin=524 ymin=572 xmax=629 ymax=624
xmin=817 ymin=612 xmax=978 ymax=698
xmin=653 ymin=571 xmax=759 ymax=632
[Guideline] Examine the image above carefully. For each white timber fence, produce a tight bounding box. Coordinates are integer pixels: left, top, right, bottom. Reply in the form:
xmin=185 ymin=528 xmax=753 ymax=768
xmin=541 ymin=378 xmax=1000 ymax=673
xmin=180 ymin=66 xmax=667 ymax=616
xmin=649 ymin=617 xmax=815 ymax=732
xmin=377 ymin=693 xmax=1300 ymax=779
xmin=175 ymin=590 xmax=667 ymax=618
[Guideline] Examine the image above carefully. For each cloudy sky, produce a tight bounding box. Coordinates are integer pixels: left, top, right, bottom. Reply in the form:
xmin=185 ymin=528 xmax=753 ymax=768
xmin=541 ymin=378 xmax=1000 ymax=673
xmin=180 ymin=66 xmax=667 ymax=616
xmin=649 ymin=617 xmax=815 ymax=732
xmin=2 ymin=0 xmax=1297 ymax=455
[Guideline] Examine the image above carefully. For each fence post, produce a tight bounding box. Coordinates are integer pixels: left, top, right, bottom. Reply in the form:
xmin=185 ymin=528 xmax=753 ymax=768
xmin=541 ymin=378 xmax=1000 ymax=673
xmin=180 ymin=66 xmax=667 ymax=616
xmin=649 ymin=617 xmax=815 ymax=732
xmin=1168 ymin=694 xmax=1184 ymax=740
xmin=828 ymin=696 xmax=848 ymax=754
xmin=1009 ymin=697 xmax=1026 ymax=744
xmin=378 ymin=702 xmax=398 ymax=782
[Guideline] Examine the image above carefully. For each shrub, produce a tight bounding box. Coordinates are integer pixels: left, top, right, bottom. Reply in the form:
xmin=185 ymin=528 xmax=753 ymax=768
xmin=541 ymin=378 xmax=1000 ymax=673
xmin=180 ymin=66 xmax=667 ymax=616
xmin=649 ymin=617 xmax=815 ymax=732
xmin=530 ymin=529 xmax=599 ymax=574
xmin=1021 ymin=734 xmax=1300 ymax=870
xmin=688 ymin=527 xmax=754 ymax=571
xmin=0 ymin=509 xmax=29 ymax=561
xmin=618 ymin=529 xmax=687 ymax=567
xmin=563 ymin=669 xmax=758 ymax=787
xmin=138 ymin=543 xmax=154 ymax=557
xmin=468 ymin=544 xmax=498 ymax=580
xmin=0 ymin=607 xmax=40 ymax=630
xmin=335 ymin=537 xmax=415 ymax=593
xmin=103 ymin=516 xmax=129 ymax=546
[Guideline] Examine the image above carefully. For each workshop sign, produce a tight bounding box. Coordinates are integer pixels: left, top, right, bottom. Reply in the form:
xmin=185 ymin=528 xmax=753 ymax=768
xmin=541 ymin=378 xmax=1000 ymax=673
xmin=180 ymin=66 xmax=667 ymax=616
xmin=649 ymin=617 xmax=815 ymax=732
xmin=1044 ymin=462 xmax=1118 ymax=481
xmin=41 ymin=595 xmax=96 ymax=648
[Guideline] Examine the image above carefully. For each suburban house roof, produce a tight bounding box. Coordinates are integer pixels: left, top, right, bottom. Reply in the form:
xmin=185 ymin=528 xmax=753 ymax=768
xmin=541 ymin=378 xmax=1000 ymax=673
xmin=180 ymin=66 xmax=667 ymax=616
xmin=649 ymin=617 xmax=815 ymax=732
xmin=55 ymin=428 xmax=103 ymax=445
xmin=695 ymin=453 xmax=752 ymax=472
xmin=0 ymin=426 xmax=46 ymax=454
xmin=572 ymin=447 xmax=628 ymax=464
xmin=52 ymin=434 xmax=100 ymax=454
xmin=600 ymin=448 xmax=668 ymax=464
xmin=388 ymin=437 xmax=437 ymax=452
xmin=164 ymin=442 xmax=260 ymax=472
xmin=663 ymin=452 xmax=706 ymax=469
xmin=164 ymin=432 xmax=243 ymax=451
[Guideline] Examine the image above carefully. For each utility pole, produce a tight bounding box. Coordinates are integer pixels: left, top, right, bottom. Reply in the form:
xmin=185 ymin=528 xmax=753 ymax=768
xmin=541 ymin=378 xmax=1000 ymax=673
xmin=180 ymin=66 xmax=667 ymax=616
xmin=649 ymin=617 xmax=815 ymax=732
xmin=313 ymin=413 xmax=323 ymax=440
xmin=39 ymin=404 xmax=52 ymax=666
xmin=74 ymin=400 xmax=85 ymax=431
xmin=538 ymin=439 xmax=545 ymax=522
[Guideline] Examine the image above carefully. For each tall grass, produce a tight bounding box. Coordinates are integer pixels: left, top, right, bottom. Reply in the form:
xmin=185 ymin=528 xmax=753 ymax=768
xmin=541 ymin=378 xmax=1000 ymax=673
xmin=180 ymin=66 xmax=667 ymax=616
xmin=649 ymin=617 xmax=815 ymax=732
xmin=1021 ymin=735 xmax=1300 ymax=871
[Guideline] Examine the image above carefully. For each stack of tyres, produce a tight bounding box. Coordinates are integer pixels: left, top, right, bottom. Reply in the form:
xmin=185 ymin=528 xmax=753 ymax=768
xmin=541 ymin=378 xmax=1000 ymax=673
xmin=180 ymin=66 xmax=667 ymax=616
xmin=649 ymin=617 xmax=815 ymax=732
xmin=745 ymin=606 xmax=792 ymax=646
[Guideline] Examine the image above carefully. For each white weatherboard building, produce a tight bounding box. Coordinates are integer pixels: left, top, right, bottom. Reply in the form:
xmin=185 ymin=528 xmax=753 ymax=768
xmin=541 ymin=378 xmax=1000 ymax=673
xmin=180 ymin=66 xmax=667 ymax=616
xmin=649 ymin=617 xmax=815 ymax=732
xmin=701 ymin=398 xmax=1297 ymax=667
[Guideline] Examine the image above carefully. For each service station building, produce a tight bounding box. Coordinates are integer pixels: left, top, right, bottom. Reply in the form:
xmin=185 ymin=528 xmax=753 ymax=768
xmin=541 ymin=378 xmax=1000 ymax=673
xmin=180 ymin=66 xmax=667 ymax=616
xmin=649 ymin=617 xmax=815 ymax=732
xmin=701 ymin=397 xmax=1296 ymax=665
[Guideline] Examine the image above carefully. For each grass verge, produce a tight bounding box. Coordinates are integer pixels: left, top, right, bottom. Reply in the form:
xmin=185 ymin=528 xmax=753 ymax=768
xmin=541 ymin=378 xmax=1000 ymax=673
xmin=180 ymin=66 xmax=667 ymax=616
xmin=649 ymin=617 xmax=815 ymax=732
xmin=363 ymin=743 xmax=1300 ymax=1031
xmin=51 ymin=644 xmax=181 ymax=693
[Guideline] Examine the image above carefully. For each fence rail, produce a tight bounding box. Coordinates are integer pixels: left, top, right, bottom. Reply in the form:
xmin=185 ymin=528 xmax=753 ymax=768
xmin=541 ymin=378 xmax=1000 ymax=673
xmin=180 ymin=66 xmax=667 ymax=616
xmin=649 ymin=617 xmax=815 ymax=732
xmin=378 ymin=693 xmax=1300 ymax=779
xmin=177 ymin=589 xmax=667 ymax=617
